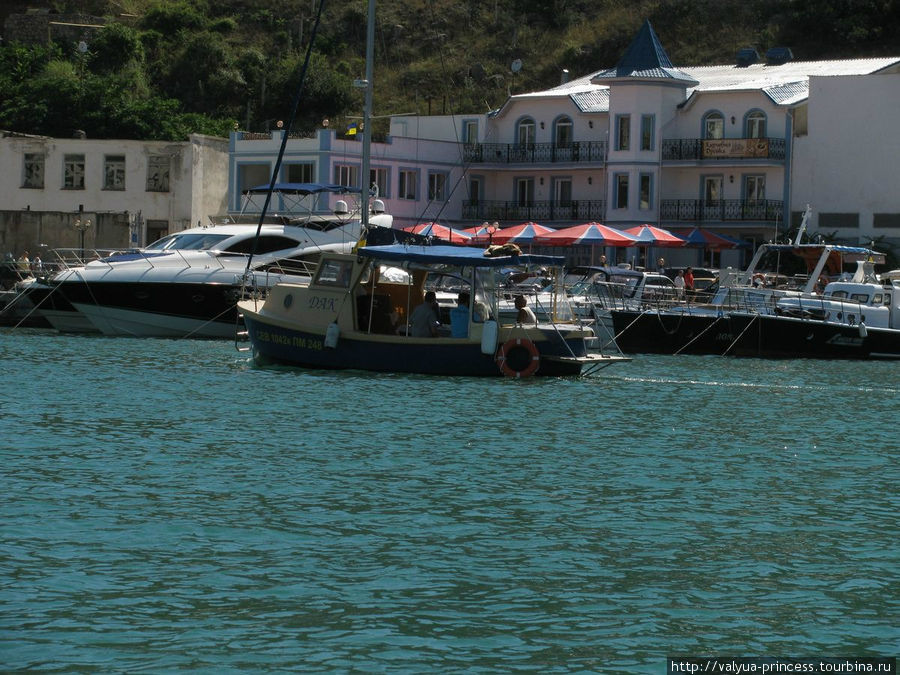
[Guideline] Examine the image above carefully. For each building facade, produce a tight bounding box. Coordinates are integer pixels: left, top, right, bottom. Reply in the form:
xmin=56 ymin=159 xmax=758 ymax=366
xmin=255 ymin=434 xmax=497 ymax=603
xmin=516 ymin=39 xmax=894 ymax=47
xmin=0 ymin=132 xmax=228 ymax=256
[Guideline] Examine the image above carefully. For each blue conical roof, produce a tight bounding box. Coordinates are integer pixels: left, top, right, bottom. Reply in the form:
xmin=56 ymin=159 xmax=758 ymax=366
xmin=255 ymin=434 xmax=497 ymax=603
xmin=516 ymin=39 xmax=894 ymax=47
xmin=592 ymin=20 xmax=698 ymax=85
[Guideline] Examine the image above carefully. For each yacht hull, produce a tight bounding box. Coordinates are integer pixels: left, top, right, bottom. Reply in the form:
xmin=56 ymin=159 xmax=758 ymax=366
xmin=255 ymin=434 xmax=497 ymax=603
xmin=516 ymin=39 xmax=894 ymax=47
xmin=612 ymin=308 xmax=900 ymax=359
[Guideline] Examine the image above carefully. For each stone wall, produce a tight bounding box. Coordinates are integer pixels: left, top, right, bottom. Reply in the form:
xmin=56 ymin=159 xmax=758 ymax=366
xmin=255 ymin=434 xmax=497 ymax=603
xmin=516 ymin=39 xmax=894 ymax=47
xmin=0 ymin=210 xmax=131 ymax=260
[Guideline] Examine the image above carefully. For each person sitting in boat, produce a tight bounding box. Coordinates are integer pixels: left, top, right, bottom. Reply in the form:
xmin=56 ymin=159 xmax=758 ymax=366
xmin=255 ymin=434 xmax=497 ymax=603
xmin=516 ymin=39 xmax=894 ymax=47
xmin=409 ymin=291 xmax=440 ymax=337
xmin=514 ymin=294 xmax=537 ymax=326
xmin=450 ymin=292 xmax=471 ymax=337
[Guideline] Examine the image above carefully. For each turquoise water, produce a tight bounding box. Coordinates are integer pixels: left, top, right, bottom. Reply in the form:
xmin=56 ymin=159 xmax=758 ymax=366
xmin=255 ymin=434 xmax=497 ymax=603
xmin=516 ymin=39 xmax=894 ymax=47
xmin=2 ymin=328 xmax=898 ymax=673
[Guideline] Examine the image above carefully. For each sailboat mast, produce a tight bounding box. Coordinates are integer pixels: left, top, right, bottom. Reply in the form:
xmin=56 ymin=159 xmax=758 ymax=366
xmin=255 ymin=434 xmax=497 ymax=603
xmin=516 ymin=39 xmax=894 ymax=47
xmin=360 ymin=0 xmax=375 ymax=229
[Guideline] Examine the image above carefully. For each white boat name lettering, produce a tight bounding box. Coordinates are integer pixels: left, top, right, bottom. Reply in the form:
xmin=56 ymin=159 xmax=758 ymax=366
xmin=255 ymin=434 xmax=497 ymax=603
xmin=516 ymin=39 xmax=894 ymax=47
xmin=826 ymin=335 xmax=864 ymax=347
xmin=309 ymin=296 xmax=337 ymax=312
xmin=255 ymin=329 xmax=323 ymax=350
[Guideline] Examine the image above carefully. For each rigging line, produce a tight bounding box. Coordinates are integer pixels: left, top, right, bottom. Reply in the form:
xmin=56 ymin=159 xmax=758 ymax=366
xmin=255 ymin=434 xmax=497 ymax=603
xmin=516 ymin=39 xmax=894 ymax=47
xmin=721 ymin=312 xmax=759 ymax=356
xmin=244 ymin=0 xmax=328 ymax=274
xmin=673 ymin=315 xmax=722 ymax=355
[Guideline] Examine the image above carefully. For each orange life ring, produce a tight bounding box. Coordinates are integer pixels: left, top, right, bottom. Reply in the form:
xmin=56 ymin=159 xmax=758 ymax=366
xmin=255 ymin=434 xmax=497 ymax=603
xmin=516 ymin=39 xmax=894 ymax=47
xmin=496 ymin=337 xmax=540 ymax=378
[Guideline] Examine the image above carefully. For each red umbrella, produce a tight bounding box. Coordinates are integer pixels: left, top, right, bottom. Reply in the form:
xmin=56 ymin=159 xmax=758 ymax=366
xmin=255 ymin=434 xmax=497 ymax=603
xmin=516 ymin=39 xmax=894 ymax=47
xmin=535 ymin=222 xmax=636 ymax=247
xmin=469 ymin=221 xmax=554 ymax=245
xmin=401 ymin=222 xmax=472 ymax=243
xmin=623 ymin=225 xmax=687 ymax=247
xmin=673 ymin=227 xmax=741 ymax=250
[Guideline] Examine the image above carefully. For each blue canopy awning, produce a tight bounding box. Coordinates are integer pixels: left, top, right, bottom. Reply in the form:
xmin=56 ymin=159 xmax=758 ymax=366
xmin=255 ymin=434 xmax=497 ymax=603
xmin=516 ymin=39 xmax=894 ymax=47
xmin=242 ymin=182 xmax=361 ymax=195
xmin=357 ymin=244 xmax=565 ymax=268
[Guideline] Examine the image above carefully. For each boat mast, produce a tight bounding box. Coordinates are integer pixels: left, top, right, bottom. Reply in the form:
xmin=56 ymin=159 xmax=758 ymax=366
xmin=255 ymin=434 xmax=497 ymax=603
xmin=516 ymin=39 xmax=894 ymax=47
xmin=359 ymin=0 xmax=375 ymax=231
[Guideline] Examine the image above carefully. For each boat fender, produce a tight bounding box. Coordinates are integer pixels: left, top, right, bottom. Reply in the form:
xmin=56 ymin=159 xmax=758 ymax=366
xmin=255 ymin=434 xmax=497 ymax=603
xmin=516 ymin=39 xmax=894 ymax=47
xmin=858 ymin=322 xmax=868 ymax=338
xmin=480 ymin=320 xmax=499 ymax=355
xmin=324 ymin=321 xmax=340 ymax=348
xmin=496 ymin=337 xmax=540 ymax=378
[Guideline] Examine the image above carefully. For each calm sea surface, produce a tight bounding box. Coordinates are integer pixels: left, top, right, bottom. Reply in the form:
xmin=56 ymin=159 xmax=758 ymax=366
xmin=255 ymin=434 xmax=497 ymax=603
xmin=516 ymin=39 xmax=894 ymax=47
xmin=2 ymin=328 xmax=897 ymax=673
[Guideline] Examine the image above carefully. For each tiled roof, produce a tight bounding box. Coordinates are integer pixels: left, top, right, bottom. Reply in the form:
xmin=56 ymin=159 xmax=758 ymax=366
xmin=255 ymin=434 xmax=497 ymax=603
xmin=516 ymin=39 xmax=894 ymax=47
xmin=591 ymin=20 xmax=698 ymax=85
xmin=502 ymin=57 xmax=900 ymax=114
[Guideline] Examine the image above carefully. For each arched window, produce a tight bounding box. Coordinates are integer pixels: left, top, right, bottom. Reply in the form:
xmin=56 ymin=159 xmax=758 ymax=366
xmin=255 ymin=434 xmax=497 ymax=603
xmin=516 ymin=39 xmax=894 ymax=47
xmin=554 ymin=116 xmax=573 ymax=148
xmin=517 ymin=118 xmax=536 ymax=146
xmin=703 ymin=111 xmax=724 ymax=139
xmin=745 ymin=110 xmax=766 ymax=138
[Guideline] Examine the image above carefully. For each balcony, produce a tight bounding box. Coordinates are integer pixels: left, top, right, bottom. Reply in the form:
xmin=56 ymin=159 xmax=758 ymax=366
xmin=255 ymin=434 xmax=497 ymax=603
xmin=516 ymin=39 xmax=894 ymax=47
xmin=661 ymin=137 xmax=785 ymax=161
xmin=461 ymin=199 xmax=606 ymax=222
xmin=463 ymin=141 xmax=607 ymax=165
xmin=660 ymin=199 xmax=784 ymax=222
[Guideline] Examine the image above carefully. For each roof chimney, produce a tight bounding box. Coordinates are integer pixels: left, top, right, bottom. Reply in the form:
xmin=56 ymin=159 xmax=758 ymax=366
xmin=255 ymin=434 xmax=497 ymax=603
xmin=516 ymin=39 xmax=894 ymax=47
xmin=561 ymin=68 xmax=569 ymax=84
xmin=765 ymin=47 xmax=793 ymax=65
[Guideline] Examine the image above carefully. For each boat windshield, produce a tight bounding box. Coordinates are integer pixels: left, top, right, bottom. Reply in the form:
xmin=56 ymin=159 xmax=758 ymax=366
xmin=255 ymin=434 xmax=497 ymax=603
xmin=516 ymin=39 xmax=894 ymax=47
xmin=144 ymin=233 xmax=232 ymax=251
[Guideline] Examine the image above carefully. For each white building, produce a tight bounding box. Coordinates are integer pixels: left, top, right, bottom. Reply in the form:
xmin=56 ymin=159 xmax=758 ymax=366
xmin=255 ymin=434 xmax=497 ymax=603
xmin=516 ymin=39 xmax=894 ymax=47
xmin=0 ymin=132 xmax=228 ymax=254
xmin=228 ymin=21 xmax=900 ymax=267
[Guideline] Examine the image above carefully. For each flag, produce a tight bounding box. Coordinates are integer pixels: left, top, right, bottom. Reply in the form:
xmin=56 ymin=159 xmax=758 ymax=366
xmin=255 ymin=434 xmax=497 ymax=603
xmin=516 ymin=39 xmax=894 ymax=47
xmin=346 ymin=123 xmax=357 ymax=136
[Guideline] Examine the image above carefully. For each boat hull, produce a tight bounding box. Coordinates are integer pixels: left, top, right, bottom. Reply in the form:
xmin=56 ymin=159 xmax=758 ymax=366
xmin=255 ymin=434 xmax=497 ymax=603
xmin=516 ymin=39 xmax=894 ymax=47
xmin=612 ymin=308 xmax=900 ymax=359
xmin=242 ymin=313 xmax=587 ymax=376
xmin=56 ymin=280 xmax=243 ymax=338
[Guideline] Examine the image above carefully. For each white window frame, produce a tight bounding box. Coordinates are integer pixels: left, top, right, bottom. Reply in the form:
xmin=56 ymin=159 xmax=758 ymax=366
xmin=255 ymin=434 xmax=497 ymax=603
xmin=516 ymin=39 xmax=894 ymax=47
xmin=555 ymin=117 xmax=573 ymax=147
xmin=517 ymin=119 xmax=536 ymax=146
xmin=616 ymin=115 xmax=631 ymax=151
xmin=23 ymin=153 xmax=45 ymax=189
xmin=640 ymin=114 xmax=655 ymax=151
xmin=553 ymin=177 xmax=572 ymax=205
xmin=746 ymin=111 xmax=766 ymax=138
xmin=285 ymin=162 xmax=314 ymax=183
xmin=103 ymin=155 xmax=126 ymax=190
xmin=428 ymin=172 xmax=447 ymax=201
xmin=639 ymin=173 xmax=653 ymax=210
xmin=744 ymin=174 xmax=766 ymax=201
xmin=334 ymin=164 xmax=359 ymax=189
xmin=398 ymin=169 xmax=417 ymax=200
xmin=704 ymin=175 xmax=723 ymax=202
xmin=146 ymin=155 xmax=170 ymax=192
xmin=515 ymin=177 xmax=534 ymax=205
xmin=370 ymin=167 xmax=388 ymax=198
xmin=704 ymin=112 xmax=724 ymax=139
xmin=63 ymin=154 xmax=85 ymax=189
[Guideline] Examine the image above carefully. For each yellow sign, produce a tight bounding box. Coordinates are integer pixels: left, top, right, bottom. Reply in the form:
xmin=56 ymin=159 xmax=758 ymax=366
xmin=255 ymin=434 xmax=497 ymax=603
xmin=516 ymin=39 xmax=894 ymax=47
xmin=702 ymin=138 xmax=769 ymax=159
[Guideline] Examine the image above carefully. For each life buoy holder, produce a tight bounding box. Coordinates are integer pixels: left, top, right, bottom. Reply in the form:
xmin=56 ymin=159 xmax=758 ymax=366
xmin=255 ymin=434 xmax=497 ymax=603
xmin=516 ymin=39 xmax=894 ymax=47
xmin=496 ymin=337 xmax=540 ymax=378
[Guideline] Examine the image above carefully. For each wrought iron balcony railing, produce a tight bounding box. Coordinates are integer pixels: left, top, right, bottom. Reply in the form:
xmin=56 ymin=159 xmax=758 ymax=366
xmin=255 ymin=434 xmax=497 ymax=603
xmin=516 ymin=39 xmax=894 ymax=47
xmin=461 ymin=199 xmax=606 ymax=222
xmin=463 ymin=141 xmax=607 ymax=164
xmin=660 ymin=199 xmax=784 ymax=222
xmin=661 ymin=137 xmax=785 ymax=161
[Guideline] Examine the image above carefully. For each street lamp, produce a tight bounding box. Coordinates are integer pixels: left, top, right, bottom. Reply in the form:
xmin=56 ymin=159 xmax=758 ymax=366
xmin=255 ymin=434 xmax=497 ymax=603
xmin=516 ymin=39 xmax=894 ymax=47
xmin=74 ymin=218 xmax=91 ymax=259
xmin=487 ymin=221 xmax=498 ymax=245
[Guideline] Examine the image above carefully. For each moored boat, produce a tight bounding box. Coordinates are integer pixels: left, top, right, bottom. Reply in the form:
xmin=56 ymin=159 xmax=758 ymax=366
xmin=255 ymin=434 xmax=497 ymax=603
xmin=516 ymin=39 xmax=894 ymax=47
xmin=238 ymin=244 xmax=630 ymax=377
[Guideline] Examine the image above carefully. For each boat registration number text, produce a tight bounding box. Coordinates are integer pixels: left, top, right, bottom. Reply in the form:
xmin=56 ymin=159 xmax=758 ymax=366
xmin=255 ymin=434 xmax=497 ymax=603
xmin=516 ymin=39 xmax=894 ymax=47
xmin=255 ymin=329 xmax=323 ymax=351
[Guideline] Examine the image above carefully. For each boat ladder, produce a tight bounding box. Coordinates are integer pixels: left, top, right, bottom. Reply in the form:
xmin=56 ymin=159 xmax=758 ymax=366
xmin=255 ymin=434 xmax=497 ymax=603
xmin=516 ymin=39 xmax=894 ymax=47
xmin=234 ymin=314 xmax=251 ymax=352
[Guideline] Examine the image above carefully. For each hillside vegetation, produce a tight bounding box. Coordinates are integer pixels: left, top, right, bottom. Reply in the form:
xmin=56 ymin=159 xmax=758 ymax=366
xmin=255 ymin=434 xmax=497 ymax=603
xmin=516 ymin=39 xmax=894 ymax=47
xmin=1 ymin=0 xmax=898 ymax=140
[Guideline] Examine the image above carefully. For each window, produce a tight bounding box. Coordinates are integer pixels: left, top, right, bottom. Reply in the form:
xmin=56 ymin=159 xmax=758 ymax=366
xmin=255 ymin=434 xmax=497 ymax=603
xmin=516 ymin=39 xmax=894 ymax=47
xmin=745 ymin=175 xmax=766 ymax=201
xmin=104 ymin=155 xmax=126 ymax=190
xmin=314 ymin=259 xmax=353 ymax=288
xmin=555 ymin=117 xmax=573 ymax=147
xmin=334 ymin=164 xmax=358 ymax=188
xmin=399 ymin=169 xmax=417 ymax=200
xmin=704 ymin=176 xmax=723 ymax=201
xmin=640 ymin=115 xmax=655 ymax=151
xmin=428 ymin=172 xmax=447 ymax=201
xmin=746 ymin=111 xmax=766 ymax=138
xmin=516 ymin=178 xmax=534 ymax=205
xmin=703 ymin=112 xmax=724 ymax=139
xmin=370 ymin=167 xmax=387 ymax=198
xmin=147 ymin=155 xmax=170 ymax=192
xmin=873 ymin=213 xmax=900 ymax=228
xmin=615 ymin=174 xmax=629 ymax=209
xmin=639 ymin=173 xmax=652 ymax=210
xmin=819 ymin=213 xmax=859 ymax=228
xmin=468 ymin=177 xmax=481 ymax=205
xmin=63 ymin=154 xmax=85 ymax=189
xmin=286 ymin=162 xmax=313 ymax=183
xmin=615 ymin=115 xmax=630 ymax=150
xmin=554 ymin=178 xmax=572 ymax=204
xmin=517 ymin=119 xmax=535 ymax=146
xmin=463 ymin=120 xmax=478 ymax=145
xmin=23 ymin=153 xmax=45 ymax=188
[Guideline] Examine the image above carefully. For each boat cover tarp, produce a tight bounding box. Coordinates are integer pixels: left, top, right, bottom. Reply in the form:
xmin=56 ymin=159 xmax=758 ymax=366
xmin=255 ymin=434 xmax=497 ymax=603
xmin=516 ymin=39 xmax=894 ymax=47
xmin=358 ymin=244 xmax=565 ymax=267
xmin=242 ymin=182 xmax=361 ymax=195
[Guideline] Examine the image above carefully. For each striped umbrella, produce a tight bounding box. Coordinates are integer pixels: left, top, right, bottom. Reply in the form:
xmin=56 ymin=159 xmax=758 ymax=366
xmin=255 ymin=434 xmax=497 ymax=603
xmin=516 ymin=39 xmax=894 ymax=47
xmin=535 ymin=222 xmax=637 ymax=247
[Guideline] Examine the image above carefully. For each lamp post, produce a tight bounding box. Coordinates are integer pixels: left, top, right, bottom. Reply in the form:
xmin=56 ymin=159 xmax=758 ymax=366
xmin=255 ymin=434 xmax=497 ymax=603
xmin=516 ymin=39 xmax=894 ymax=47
xmin=487 ymin=221 xmax=498 ymax=245
xmin=73 ymin=217 xmax=91 ymax=259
